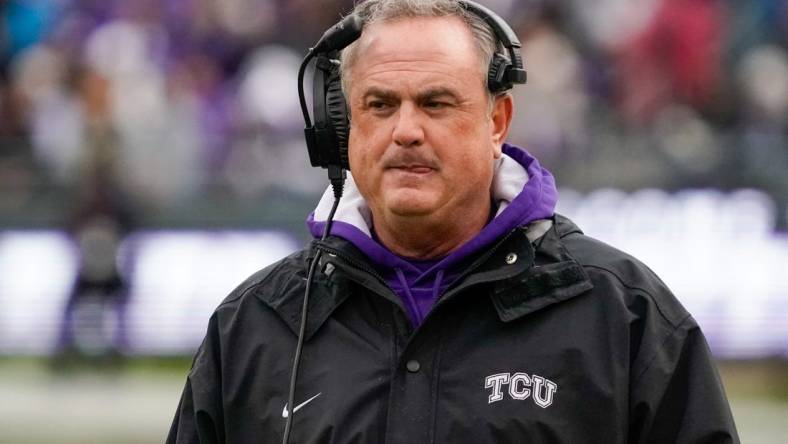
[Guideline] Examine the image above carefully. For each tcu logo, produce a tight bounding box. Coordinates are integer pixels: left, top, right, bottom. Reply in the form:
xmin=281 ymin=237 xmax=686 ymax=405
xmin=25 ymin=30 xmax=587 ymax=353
xmin=484 ymin=372 xmax=558 ymax=408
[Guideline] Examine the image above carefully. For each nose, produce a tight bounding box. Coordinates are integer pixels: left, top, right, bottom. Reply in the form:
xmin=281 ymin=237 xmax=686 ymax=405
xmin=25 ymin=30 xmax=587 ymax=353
xmin=392 ymin=103 xmax=424 ymax=148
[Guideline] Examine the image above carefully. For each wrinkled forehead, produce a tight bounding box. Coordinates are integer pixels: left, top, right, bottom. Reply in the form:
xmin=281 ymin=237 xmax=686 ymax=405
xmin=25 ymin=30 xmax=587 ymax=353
xmin=349 ymin=15 xmax=484 ymax=80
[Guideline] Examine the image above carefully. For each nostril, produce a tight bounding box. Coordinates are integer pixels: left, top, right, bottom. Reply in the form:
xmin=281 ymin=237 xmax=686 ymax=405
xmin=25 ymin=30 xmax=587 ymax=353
xmin=394 ymin=137 xmax=423 ymax=148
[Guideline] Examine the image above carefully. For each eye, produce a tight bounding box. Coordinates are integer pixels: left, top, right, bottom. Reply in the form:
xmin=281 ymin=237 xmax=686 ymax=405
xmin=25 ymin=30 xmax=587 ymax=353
xmin=365 ymin=99 xmax=396 ymax=116
xmin=424 ymin=100 xmax=450 ymax=110
xmin=368 ymin=100 xmax=391 ymax=110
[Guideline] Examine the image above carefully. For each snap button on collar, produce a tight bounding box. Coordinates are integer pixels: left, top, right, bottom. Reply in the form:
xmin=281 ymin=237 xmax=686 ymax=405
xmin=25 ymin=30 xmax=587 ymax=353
xmin=505 ymin=253 xmax=518 ymax=264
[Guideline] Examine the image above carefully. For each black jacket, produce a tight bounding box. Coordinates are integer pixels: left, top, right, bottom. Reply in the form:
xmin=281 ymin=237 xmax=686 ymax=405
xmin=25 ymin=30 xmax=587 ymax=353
xmin=168 ymin=216 xmax=739 ymax=443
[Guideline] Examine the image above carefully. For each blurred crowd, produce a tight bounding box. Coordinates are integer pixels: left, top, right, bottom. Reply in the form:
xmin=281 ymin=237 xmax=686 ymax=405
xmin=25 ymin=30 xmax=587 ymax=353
xmin=1 ymin=0 xmax=787 ymax=229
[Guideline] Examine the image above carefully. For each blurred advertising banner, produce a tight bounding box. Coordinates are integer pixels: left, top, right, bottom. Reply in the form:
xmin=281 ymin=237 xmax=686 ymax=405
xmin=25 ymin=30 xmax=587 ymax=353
xmin=0 ymin=229 xmax=298 ymax=356
xmin=1 ymin=188 xmax=786 ymax=358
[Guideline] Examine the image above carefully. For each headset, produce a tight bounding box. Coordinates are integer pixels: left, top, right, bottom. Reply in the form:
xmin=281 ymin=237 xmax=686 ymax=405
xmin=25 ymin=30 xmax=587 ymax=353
xmin=285 ymin=2 xmax=527 ymax=442
xmin=298 ymin=0 xmax=527 ymax=176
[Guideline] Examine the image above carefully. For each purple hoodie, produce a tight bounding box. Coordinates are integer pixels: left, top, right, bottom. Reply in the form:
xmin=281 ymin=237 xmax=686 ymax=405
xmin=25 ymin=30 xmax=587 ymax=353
xmin=307 ymin=144 xmax=558 ymax=326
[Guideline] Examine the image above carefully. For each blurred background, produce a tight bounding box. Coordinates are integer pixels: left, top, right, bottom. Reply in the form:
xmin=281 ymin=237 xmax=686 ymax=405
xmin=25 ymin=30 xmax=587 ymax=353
xmin=0 ymin=0 xmax=787 ymax=442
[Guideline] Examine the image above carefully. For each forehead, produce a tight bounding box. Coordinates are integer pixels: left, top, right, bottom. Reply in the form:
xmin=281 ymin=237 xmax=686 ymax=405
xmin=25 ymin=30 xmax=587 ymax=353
xmin=348 ymin=15 xmax=483 ymax=88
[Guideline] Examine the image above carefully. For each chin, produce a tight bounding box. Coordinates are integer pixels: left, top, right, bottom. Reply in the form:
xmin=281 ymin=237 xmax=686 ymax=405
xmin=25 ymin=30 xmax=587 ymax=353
xmin=389 ymin=206 xmax=433 ymax=217
xmin=384 ymin=193 xmax=438 ymax=217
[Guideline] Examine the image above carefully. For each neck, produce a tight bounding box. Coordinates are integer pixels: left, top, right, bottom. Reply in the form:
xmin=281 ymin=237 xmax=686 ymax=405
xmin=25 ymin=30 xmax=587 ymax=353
xmin=372 ymin=200 xmax=492 ymax=260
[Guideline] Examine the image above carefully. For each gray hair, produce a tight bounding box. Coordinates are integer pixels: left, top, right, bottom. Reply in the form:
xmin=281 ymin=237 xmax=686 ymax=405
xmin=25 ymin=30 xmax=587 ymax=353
xmin=339 ymin=0 xmax=504 ymax=101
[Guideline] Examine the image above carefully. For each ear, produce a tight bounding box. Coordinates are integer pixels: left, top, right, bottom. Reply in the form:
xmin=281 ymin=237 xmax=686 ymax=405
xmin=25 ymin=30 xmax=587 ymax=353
xmin=490 ymin=93 xmax=513 ymax=159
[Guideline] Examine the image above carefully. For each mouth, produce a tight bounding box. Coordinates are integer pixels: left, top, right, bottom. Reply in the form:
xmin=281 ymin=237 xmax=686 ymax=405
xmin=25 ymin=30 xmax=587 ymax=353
xmin=391 ymin=165 xmax=435 ymax=174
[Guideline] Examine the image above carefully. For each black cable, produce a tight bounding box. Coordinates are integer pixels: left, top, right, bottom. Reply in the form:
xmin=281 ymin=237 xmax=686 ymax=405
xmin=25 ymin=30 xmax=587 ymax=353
xmin=298 ymin=50 xmax=315 ymax=128
xmin=282 ymin=178 xmax=344 ymax=444
xmin=285 ymin=15 xmax=357 ymax=440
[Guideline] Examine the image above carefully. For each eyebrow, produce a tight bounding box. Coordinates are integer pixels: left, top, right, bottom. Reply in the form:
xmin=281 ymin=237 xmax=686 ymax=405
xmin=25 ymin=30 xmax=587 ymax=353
xmin=415 ymin=87 xmax=460 ymax=103
xmin=361 ymin=86 xmax=461 ymax=103
xmin=362 ymin=87 xmax=399 ymax=102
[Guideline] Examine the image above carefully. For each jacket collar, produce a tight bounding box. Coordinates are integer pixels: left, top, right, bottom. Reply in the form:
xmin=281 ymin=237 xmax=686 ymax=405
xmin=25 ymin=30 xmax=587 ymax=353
xmin=433 ymin=215 xmax=592 ymax=323
xmin=490 ymin=261 xmax=591 ymax=321
xmin=253 ymin=236 xmax=396 ymax=341
xmin=488 ymin=215 xmax=592 ymax=322
xmin=256 ymin=215 xmax=593 ymax=339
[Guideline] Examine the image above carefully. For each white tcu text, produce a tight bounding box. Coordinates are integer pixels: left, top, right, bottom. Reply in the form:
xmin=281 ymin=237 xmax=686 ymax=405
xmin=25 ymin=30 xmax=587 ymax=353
xmin=484 ymin=372 xmax=558 ymax=407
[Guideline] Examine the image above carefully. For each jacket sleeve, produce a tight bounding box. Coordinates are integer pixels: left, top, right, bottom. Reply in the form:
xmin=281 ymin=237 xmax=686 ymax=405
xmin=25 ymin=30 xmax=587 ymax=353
xmin=167 ymin=313 xmax=225 ymax=444
xmin=628 ymin=314 xmax=740 ymax=444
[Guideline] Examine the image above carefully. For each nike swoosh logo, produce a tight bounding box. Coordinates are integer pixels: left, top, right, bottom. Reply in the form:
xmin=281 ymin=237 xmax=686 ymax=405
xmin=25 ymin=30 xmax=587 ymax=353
xmin=282 ymin=393 xmax=322 ymax=419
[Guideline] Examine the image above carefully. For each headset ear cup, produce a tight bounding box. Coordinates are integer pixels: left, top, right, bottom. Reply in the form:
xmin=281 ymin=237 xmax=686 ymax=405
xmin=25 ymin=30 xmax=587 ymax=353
xmin=325 ymin=72 xmax=350 ymax=170
xmin=487 ymin=53 xmax=511 ymax=94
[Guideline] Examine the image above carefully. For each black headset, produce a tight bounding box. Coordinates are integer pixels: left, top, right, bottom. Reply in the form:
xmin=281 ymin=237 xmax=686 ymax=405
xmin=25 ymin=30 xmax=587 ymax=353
xmin=298 ymin=0 xmax=527 ymax=174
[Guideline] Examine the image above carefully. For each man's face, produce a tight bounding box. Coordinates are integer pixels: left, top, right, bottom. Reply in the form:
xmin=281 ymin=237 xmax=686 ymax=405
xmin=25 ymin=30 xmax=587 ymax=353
xmin=346 ymin=16 xmax=510 ymax=226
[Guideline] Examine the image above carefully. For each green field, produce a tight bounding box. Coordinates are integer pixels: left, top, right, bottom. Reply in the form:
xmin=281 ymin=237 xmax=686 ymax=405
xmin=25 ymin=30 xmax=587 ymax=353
xmin=1 ymin=358 xmax=786 ymax=443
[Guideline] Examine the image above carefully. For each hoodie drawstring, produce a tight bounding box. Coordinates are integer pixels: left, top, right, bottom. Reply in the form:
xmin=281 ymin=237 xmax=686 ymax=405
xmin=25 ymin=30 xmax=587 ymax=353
xmin=432 ymin=269 xmax=445 ymax=302
xmin=395 ymin=268 xmax=420 ymax=324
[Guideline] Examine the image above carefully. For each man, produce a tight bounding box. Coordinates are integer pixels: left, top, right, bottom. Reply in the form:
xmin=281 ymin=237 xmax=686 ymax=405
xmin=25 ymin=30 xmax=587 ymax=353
xmin=168 ymin=1 xmax=739 ymax=442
